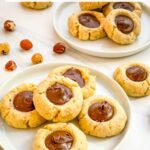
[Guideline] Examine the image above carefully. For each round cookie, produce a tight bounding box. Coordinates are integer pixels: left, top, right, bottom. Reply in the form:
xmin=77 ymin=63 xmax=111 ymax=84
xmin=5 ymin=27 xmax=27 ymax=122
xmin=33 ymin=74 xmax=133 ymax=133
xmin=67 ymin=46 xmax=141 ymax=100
xmin=80 ymin=2 xmax=109 ymax=11
xmin=103 ymin=9 xmax=141 ymax=45
xmin=48 ymin=65 xmax=96 ymax=99
xmin=78 ymin=95 xmax=127 ymax=137
xmin=0 ymin=84 xmax=46 ymax=128
xmin=103 ymin=2 xmax=142 ymax=17
xmin=33 ymin=76 xmax=83 ymax=122
xmin=114 ymin=62 xmax=150 ymax=97
xmin=33 ymin=123 xmax=87 ymax=150
xmin=21 ymin=2 xmax=52 ymax=10
xmin=68 ymin=11 xmax=106 ymax=40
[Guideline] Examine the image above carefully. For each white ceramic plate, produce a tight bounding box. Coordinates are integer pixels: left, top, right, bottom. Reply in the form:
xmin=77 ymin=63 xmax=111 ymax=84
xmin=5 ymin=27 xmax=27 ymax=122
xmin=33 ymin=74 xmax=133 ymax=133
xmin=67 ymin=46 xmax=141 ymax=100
xmin=53 ymin=2 xmax=150 ymax=58
xmin=0 ymin=63 xmax=131 ymax=150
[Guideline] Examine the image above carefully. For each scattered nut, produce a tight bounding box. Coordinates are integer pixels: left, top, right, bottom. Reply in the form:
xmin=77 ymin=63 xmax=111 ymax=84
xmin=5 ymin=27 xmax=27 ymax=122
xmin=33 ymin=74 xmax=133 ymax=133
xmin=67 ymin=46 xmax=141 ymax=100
xmin=0 ymin=42 xmax=10 ymax=55
xmin=5 ymin=60 xmax=17 ymax=71
xmin=31 ymin=53 xmax=43 ymax=64
xmin=53 ymin=42 xmax=66 ymax=54
xmin=20 ymin=39 xmax=33 ymax=50
xmin=4 ymin=20 xmax=16 ymax=31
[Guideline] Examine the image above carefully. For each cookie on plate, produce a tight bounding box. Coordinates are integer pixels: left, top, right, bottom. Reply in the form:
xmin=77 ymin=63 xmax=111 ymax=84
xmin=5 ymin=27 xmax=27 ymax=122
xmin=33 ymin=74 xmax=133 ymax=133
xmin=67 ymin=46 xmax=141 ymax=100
xmin=33 ymin=76 xmax=83 ymax=122
xmin=80 ymin=2 xmax=109 ymax=11
xmin=21 ymin=2 xmax=52 ymax=10
xmin=0 ymin=84 xmax=46 ymax=128
xmin=48 ymin=65 xmax=96 ymax=99
xmin=68 ymin=11 xmax=106 ymax=40
xmin=78 ymin=95 xmax=127 ymax=137
xmin=114 ymin=62 xmax=150 ymax=97
xmin=33 ymin=123 xmax=87 ymax=150
xmin=103 ymin=9 xmax=141 ymax=45
xmin=103 ymin=2 xmax=142 ymax=17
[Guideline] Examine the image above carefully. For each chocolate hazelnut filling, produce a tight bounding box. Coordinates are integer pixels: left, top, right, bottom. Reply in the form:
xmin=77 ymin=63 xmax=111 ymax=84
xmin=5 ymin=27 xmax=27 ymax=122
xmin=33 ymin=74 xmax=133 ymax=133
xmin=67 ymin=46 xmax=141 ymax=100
xmin=88 ymin=101 xmax=113 ymax=122
xmin=126 ymin=66 xmax=147 ymax=82
xmin=46 ymin=83 xmax=73 ymax=105
xmin=45 ymin=131 xmax=73 ymax=150
xmin=13 ymin=91 xmax=34 ymax=112
xmin=113 ymin=2 xmax=134 ymax=12
xmin=115 ymin=15 xmax=134 ymax=34
xmin=78 ymin=13 xmax=100 ymax=28
xmin=63 ymin=68 xmax=85 ymax=88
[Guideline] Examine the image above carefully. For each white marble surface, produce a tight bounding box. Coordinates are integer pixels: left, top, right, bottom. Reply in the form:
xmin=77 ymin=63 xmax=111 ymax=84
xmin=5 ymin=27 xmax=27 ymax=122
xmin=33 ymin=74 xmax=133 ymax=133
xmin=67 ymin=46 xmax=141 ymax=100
xmin=0 ymin=1 xmax=150 ymax=150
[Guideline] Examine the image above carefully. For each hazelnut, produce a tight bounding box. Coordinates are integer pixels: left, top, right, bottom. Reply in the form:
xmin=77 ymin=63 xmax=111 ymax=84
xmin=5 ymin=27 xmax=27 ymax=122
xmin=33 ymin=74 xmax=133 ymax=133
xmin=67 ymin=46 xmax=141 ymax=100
xmin=53 ymin=42 xmax=66 ymax=54
xmin=20 ymin=39 xmax=33 ymax=50
xmin=31 ymin=53 xmax=43 ymax=64
xmin=4 ymin=20 xmax=16 ymax=31
xmin=5 ymin=60 xmax=17 ymax=71
xmin=0 ymin=42 xmax=10 ymax=55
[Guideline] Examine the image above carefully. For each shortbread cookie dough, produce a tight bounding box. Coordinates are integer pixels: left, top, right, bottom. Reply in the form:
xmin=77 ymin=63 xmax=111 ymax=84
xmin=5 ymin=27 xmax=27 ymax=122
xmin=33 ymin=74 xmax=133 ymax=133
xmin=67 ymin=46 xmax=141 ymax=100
xmin=78 ymin=95 xmax=127 ymax=137
xmin=21 ymin=2 xmax=52 ymax=10
xmin=68 ymin=11 xmax=106 ymax=40
xmin=80 ymin=2 xmax=109 ymax=11
xmin=103 ymin=9 xmax=141 ymax=45
xmin=48 ymin=65 xmax=96 ymax=99
xmin=114 ymin=62 xmax=150 ymax=97
xmin=33 ymin=123 xmax=87 ymax=150
xmin=103 ymin=2 xmax=142 ymax=17
xmin=33 ymin=76 xmax=83 ymax=122
xmin=0 ymin=84 xmax=46 ymax=128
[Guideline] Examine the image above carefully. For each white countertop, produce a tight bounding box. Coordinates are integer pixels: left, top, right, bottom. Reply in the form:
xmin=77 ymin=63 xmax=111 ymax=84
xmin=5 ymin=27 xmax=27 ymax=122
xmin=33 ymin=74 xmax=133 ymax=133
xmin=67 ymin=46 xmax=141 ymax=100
xmin=0 ymin=1 xmax=150 ymax=150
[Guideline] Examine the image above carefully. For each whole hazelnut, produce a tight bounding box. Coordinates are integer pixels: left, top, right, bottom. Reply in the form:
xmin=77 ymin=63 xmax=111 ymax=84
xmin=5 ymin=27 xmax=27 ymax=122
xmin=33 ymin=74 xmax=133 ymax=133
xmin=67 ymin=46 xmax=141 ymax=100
xmin=4 ymin=20 xmax=16 ymax=31
xmin=5 ymin=60 xmax=17 ymax=71
xmin=20 ymin=39 xmax=33 ymax=50
xmin=31 ymin=53 xmax=43 ymax=64
xmin=53 ymin=42 xmax=66 ymax=54
xmin=0 ymin=42 xmax=10 ymax=55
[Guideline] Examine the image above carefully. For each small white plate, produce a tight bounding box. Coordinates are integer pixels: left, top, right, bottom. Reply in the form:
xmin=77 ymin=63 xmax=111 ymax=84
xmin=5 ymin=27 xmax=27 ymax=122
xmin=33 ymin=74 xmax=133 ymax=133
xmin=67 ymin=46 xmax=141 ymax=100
xmin=53 ymin=2 xmax=150 ymax=58
xmin=0 ymin=63 xmax=131 ymax=150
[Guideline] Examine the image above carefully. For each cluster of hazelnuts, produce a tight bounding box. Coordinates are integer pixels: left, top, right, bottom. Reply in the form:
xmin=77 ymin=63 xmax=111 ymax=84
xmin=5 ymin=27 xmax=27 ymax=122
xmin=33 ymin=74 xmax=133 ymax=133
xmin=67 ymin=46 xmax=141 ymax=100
xmin=0 ymin=20 xmax=66 ymax=72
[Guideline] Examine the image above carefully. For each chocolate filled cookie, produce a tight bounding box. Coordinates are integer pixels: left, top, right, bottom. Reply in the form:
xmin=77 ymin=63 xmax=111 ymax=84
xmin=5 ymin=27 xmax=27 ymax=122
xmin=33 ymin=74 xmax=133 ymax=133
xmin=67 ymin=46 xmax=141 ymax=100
xmin=114 ymin=62 xmax=150 ymax=97
xmin=78 ymin=95 xmax=127 ymax=137
xmin=48 ymin=65 xmax=96 ymax=99
xmin=21 ymin=2 xmax=52 ymax=10
xmin=68 ymin=11 xmax=106 ymax=40
xmin=103 ymin=2 xmax=142 ymax=17
xmin=0 ymin=84 xmax=46 ymax=128
xmin=33 ymin=123 xmax=87 ymax=150
xmin=103 ymin=9 xmax=141 ymax=45
xmin=33 ymin=76 xmax=83 ymax=122
xmin=80 ymin=2 xmax=109 ymax=11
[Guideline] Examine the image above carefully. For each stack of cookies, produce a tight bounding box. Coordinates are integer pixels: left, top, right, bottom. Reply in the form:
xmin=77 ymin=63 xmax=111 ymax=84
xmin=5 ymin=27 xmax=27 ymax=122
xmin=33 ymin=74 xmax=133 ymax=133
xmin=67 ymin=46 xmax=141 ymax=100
xmin=0 ymin=65 xmax=127 ymax=150
xmin=68 ymin=2 xmax=142 ymax=45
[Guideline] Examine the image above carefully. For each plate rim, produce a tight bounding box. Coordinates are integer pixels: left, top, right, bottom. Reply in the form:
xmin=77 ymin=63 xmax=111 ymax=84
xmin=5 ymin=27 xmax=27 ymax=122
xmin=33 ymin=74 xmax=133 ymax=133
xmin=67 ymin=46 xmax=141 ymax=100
xmin=0 ymin=62 xmax=131 ymax=150
xmin=53 ymin=2 xmax=150 ymax=58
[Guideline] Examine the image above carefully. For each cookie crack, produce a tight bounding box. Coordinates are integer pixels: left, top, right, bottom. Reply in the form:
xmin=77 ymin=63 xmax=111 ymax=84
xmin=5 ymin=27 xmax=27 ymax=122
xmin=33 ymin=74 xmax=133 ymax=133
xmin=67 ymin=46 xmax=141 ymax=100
xmin=34 ymin=2 xmax=37 ymax=7
xmin=53 ymin=110 xmax=61 ymax=120
xmin=39 ymin=92 xmax=44 ymax=95
xmin=110 ymin=26 xmax=117 ymax=39
xmin=26 ymin=120 xmax=30 ymax=128
xmin=76 ymin=24 xmax=79 ymax=38
xmin=2 ymin=110 xmax=10 ymax=119
xmin=145 ymin=79 xmax=150 ymax=95
xmin=78 ymin=113 xmax=85 ymax=120
xmin=93 ymin=125 xmax=98 ymax=130
xmin=89 ymin=31 xmax=91 ymax=40
xmin=144 ymin=87 xmax=149 ymax=95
